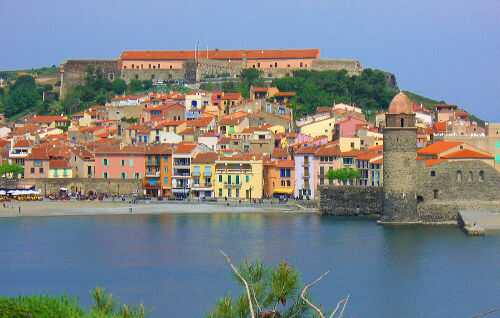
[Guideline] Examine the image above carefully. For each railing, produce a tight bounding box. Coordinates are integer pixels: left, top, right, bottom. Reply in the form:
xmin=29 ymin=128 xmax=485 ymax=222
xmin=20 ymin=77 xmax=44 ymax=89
xmin=145 ymin=171 xmax=161 ymax=177
xmin=173 ymin=173 xmax=190 ymax=177
xmin=224 ymin=183 xmax=242 ymax=188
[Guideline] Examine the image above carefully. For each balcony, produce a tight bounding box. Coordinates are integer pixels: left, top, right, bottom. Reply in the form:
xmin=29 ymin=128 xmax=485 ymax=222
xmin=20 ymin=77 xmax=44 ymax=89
xmin=173 ymin=173 xmax=190 ymax=178
xmin=145 ymin=171 xmax=160 ymax=177
xmin=192 ymin=183 xmax=213 ymax=189
xmin=224 ymin=183 xmax=242 ymax=188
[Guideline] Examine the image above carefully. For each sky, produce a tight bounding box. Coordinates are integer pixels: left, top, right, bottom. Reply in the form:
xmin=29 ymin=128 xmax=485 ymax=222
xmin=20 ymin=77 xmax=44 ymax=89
xmin=1 ymin=0 xmax=499 ymax=121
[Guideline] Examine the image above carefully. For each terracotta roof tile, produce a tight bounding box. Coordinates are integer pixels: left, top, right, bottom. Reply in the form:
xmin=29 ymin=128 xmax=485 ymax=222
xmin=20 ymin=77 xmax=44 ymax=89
xmin=121 ymin=49 xmax=320 ymax=61
xmin=174 ymin=142 xmax=197 ymax=154
xmin=417 ymin=141 xmax=463 ymax=156
xmin=441 ymin=149 xmax=494 ymax=159
xmin=192 ymin=152 xmax=218 ymax=164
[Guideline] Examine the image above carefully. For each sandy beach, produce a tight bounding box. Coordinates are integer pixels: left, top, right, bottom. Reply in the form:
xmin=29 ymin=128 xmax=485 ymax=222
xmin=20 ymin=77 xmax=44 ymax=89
xmin=0 ymin=200 xmax=318 ymax=218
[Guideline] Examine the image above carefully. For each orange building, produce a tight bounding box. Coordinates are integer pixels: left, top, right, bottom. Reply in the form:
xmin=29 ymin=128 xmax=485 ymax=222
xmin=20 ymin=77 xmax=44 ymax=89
xmin=263 ymin=159 xmax=295 ymax=198
xmin=144 ymin=144 xmax=173 ymax=198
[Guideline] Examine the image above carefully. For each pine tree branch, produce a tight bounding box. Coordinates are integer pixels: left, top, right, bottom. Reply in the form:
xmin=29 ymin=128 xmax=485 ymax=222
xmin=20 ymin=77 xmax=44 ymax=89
xmin=220 ymin=250 xmax=256 ymax=318
xmin=300 ymin=271 xmax=330 ymax=318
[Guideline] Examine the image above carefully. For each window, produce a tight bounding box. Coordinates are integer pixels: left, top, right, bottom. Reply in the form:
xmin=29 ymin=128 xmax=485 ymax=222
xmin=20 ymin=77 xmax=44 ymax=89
xmin=158 ymin=63 xmax=160 ymax=69
xmin=164 ymin=176 xmax=168 ymax=184
xmin=103 ymin=158 xmax=108 ymax=166
xmin=193 ymin=165 xmax=200 ymax=176
xmin=30 ymin=168 xmax=35 ymax=174
xmin=479 ymin=170 xmax=484 ymax=182
xmin=228 ymin=175 xmax=232 ymax=184
xmin=433 ymin=189 xmax=439 ymax=199
xmin=121 ymin=172 xmax=126 ymax=179
xmin=468 ymin=171 xmax=473 ymax=182
xmin=235 ymin=175 xmax=240 ymax=184
xmin=236 ymin=188 xmax=240 ymax=198
xmin=219 ymin=175 xmax=223 ymax=183
xmin=104 ymin=172 xmax=108 ymax=179
xmin=121 ymin=160 xmax=125 ymax=166
xmin=245 ymin=175 xmax=250 ymax=182
xmin=135 ymin=172 xmax=140 ymax=179
xmin=456 ymin=170 xmax=462 ymax=183
xmin=219 ymin=188 xmax=223 ymax=197
xmin=204 ymin=166 xmax=211 ymax=176
xmin=430 ymin=171 xmax=436 ymax=177
xmin=39 ymin=168 xmax=44 ymax=173
xmin=274 ymin=62 xmax=278 ymax=68
xmin=343 ymin=158 xmax=353 ymax=165
xmin=400 ymin=118 xmax=405 ymax=127
xmin=300 ymin=62 xmax=303 ymax=68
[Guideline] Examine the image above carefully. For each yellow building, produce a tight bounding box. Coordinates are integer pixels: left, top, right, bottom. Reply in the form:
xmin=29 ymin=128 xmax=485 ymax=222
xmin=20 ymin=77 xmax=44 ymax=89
xmin=299 ymin=117 xmax=336 ymax=140
xmin=214 ymin=155 xmax=263 ymax=200
xmin=338 ymin=137 xmax=361 ymax=152
xmin=191 ymin=152 xmax=218 ymax=199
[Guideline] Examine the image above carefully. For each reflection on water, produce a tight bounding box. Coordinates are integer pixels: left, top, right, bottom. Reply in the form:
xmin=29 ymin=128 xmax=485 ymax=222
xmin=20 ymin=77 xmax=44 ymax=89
xmin=1 ymin=213 xmax=499 ymax=318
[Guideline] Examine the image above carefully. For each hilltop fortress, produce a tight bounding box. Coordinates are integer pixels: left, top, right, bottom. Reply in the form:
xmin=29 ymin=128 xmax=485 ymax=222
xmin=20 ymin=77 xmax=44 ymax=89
xmin=59 ymin=48 xmax=363 ymax=98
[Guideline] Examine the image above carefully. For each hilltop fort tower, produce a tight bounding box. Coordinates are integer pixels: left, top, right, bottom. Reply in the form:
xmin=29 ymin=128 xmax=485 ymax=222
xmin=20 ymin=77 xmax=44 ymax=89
xmin=382 ymin=92 xmax=419 ymax=222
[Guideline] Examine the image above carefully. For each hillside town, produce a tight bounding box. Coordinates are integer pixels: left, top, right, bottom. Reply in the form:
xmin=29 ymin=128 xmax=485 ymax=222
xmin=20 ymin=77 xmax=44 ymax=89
xmin=0 ymin=82 xmax=498 ymax=203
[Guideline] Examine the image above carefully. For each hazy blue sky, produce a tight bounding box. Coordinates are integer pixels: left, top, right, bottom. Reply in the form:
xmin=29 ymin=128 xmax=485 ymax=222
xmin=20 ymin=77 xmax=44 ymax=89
xmin=1 ymin=0 xmax=499 ymax=120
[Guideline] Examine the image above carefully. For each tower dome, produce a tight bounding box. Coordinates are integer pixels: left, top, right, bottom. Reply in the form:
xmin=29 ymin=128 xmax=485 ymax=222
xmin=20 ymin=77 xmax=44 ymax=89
xmin=388 ymin=92 xmax=413 ymax=114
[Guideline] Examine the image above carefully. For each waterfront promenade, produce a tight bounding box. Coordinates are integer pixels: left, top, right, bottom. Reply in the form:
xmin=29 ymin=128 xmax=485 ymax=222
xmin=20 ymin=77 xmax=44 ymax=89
xmin=0 ymin=199 xmax=318 ymax=218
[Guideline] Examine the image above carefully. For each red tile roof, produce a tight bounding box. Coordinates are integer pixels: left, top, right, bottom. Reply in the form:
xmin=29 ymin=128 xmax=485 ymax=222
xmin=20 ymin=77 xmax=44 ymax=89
xmin=295 ymin=146 xmax=317 ymax=155
xmin=315 ymin=144 xmax=342 ymax=156
xmin=121 ymin=49 xmax=320 ymax=61
xmin=424 ymin=159 xmax=447 ymax=167
xmin=145 ymin=144 xmax=172 ymax=154
xmin=221 ymin=92 xmax=242 ymax=100
xmin=31 ymin=115 xmax=68 ymax=124
xmin=441 ymin=149 xmax=494 ymax=160
xmin=49 ymin=159 xmax=71 ymax=169
xmin=13 ymin=139 xmax=32 ymax=148
xmin=417 ymin=141 xmax=462 ymax=156
xmin=174 ymin=142 xmax=197 ymax=154
xmin=192 ymin=152 xmax=218 ymax=164
xmin=275 ymin=159 xmax=295 ymax=168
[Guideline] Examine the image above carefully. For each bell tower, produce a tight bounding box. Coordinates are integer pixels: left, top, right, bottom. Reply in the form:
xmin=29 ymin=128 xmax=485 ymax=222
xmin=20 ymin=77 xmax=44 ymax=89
xmin=382 ymin=92 xmax=419 ymax=223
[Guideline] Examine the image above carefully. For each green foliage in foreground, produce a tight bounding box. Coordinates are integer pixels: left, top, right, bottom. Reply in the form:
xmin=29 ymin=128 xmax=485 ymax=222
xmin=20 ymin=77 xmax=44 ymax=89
xmin=0 ymin=287 xmax=146 ymax=318
xmin=207 ymin=261 xmax=310 ymax=318
xmin=0 ymin=163 xmax=24 ymax=178
xmin=326 ymin=168 xmax=361 ymax=184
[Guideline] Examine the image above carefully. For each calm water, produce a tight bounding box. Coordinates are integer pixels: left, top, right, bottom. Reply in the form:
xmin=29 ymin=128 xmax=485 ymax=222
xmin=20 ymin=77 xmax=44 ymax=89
xmin=1 ymin=213 xmax=500 ymax=318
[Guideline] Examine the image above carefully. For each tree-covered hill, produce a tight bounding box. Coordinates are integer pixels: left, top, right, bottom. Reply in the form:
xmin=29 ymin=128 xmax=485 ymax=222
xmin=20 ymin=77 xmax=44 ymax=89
xmin=272 ymin=69 xmax=399 ymax=116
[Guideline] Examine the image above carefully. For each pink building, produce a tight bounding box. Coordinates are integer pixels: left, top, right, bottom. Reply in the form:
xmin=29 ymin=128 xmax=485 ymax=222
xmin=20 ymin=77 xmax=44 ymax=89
xmin=94 ymin=145 xmax=145 ymax=179
xmin=335 ymin=116 xmax=367 ymax=138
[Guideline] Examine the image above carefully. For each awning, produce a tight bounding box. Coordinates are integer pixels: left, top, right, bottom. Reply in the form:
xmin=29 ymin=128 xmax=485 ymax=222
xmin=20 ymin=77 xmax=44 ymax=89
xmin=273 ymin=188 xmax=294 ymax=195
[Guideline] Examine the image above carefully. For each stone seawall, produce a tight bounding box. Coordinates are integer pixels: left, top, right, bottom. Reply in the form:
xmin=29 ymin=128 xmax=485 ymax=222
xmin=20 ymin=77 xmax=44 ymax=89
xmin=320 ymin=186 xmax=383 ymax=216
xmin=19 ymin=178 xmax=143 ymax=196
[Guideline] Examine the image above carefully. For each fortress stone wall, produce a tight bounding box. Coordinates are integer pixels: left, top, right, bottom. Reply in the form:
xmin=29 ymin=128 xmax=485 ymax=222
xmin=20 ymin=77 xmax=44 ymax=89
xmin=20 ymin=178 xmax=143 ymax=196
xmin=320 ymin=186 xmax=383 ymax=216
xmin=60 ymin=60 xmax=120 ymax=99
xmin=59 ymin=55 xmax=365 ymax=99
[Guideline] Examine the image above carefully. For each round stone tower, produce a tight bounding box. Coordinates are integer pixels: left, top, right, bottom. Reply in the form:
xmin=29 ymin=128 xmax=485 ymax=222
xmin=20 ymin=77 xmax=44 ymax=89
xmin=382 ymin=92 xmax=419 ymax=222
